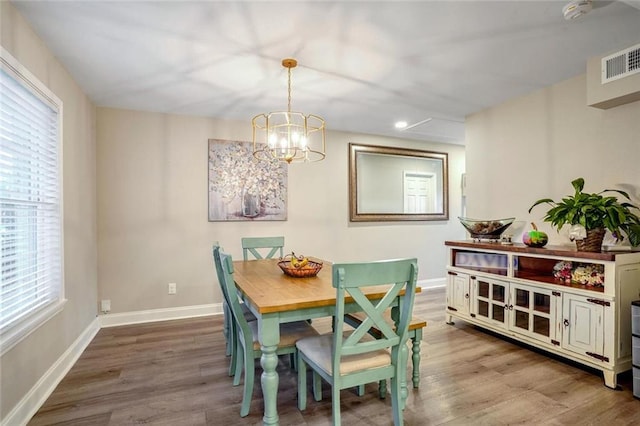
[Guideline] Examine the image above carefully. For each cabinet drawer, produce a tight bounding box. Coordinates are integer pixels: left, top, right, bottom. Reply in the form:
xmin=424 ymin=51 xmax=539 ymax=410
xmin=634 ymin=335 xmax=640 ymax=364
xmin=634 ymin=366 xmax=640 ymax=399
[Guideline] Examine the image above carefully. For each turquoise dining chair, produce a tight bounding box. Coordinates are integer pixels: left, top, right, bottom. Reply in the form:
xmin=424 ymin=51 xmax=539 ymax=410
xmin=216 ymin=246 xmax=319 ymax=417
xmin=212 ymin=243 xmax=256 ymax=378
xmin=241 ymin=236 xmax=285 ymax=260
xmin=296 ymin=258 xmax=418 ymax=426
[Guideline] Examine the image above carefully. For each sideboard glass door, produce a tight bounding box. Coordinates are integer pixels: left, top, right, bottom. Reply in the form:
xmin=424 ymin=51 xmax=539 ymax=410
xmin=509 ymin=283 xmax=558 ymax=344
xmin=474 ymin=277 xmax=508 ymax=329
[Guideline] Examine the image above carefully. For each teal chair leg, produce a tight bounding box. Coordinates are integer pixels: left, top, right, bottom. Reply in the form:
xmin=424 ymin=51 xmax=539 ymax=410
xmin=313 ymin=371 xmax=322 ymax=402
xmin=400 ymin=343 xmax=409 ymax=410
xmin=223 ymin=303 xmax=231 ymax=357
xmin=379 ymin=379 xmax=387 ymax=398
xmin=356 ymin=384 xmax=365 ymax=396
xmin=331 ymin=385 xmax=341 ymax=426
xmin=390 ymin=375 xmax=403 ymax=425
xmin=232 ymin=340 xmax=242 ymax=386
xmin=240 ymin=346 xmax=254 ymax=417
xmin=228 ymin=319 xmax=238 ymax=377
xmin=289 ymin=353 xmax=297 ymax=371
xmin=297 ymin=354 xmax=307 ymax=410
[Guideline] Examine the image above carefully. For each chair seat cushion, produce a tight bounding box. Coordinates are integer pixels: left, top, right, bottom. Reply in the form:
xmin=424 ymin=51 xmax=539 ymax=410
xmin=249 ymin=320 xmax=319 ymax=350
xmin=296 ymin=333 xmax=390 ymax=376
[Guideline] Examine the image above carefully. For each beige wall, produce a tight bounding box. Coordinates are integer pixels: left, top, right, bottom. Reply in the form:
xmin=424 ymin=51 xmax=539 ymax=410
xmin=1 ymin=1 xmax=97 ymax=421
xmin=96 ymin=108 xmax=466 ymax=314
xmin=466 ymin=73 xmax=640 ymax=245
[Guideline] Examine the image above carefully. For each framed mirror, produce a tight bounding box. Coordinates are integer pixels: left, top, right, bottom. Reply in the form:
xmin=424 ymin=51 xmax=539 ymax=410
xmin=349 ymin=143 xmax=448 ymax=222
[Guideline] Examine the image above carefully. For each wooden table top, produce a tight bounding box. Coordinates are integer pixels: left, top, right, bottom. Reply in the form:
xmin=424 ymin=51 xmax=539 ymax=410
xmin=232 ymin=258 xmax=420 ymax=315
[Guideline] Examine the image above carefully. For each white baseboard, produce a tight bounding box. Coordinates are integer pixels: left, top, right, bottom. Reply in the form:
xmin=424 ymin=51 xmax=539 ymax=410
xmin=418 ymin=277 xmax=446 ymax=289
xmin=99 ymin=303 xmax=223 ymax=328
xmin=2 ymin=318 xmax=101 ymax=426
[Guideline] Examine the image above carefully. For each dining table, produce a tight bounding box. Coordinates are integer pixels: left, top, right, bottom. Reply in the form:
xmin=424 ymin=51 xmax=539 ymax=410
xmin=232 ymin=257 xmax=421 ymax=426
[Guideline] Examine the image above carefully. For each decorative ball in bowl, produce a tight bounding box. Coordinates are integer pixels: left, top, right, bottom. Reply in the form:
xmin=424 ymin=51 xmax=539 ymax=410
xmin=458 ymin=217 xmax=515 ymax=240
xmin=278 ymin=252 xmax=323 ymax=278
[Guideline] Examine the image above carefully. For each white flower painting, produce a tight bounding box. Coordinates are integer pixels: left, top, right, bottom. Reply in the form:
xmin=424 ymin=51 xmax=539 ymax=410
xmin=208 ymin=139 xmax=287 ymax=221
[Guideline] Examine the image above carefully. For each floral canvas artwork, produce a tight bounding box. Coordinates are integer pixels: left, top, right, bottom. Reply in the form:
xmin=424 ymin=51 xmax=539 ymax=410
xmin=208 ymin=139 xmax=287 ymax=221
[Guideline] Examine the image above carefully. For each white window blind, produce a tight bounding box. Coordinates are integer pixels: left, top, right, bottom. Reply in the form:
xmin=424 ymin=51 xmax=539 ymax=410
xmin=0 ymin=47 xmax=64 ymax=353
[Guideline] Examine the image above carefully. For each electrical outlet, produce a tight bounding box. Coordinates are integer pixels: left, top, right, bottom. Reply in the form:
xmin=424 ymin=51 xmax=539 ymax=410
xmin=101 ymin=299 xmax=111 ymax=313
xmin=168 ymin=282 xmax=177 ymax=295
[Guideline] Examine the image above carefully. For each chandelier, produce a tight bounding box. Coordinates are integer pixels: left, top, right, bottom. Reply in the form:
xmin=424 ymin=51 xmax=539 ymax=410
xmin=252 ymin=58 xmax=326 ymax=164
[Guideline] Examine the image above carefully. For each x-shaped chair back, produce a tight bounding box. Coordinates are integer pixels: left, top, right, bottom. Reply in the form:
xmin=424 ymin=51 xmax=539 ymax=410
xmin=241 ymin=236 xmax=285 ymax=260
xmin=332 ymin=258 xmax=418 ymax=365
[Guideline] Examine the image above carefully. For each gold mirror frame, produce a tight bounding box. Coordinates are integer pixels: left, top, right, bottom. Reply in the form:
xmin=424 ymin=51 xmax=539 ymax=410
xmin=349 ymin=143 xmax=449 ymax=222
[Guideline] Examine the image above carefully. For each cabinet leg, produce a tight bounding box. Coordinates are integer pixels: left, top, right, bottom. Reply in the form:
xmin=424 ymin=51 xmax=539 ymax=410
xmin=602 ymin=370 xmax=617 ymax=389
xmin=445 ymin=314 xmax=454 ymax=325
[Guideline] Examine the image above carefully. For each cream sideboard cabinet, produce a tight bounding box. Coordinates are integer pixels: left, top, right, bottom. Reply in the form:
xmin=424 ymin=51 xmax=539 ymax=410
xmin=445 ymin=240 xmax=640 ymax=388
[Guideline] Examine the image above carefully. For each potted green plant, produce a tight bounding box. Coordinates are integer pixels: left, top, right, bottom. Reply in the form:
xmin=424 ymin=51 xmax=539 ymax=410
xmin=528 ymin=177 xmax=640 ymax=252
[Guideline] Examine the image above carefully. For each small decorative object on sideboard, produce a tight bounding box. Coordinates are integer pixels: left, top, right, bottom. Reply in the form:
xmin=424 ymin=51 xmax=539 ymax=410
xmin=458 ymin=217 xmax=515 ymax=242
xmin=552 ymin=260 xmax=605 ymax=287
xmin=500 ymin=234 xmax=513 ymax=245
xmin=529 ymin=177 xmax=640 ymax=252
xmin=572 ymin=263 xmax=605 ymax=287
xmin=522 ymin=222 xmax=548 ymax=248
xmin=278 ymin=252 xmax=323 ymax=277
xmin=553 ymin=261 xmax=573 ymax=283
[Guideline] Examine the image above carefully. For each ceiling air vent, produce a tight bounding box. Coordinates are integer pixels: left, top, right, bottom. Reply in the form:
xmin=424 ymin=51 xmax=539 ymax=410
xmin=601 ymin=43 xmax=640 ymax=84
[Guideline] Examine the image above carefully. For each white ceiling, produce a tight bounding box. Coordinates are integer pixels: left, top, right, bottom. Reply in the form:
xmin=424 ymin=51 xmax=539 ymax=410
xmin=10 ymin=0 xmax=640 ymax=145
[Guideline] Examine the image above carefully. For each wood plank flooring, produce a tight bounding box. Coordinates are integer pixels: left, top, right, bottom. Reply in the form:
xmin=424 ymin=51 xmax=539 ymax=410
xmin=29 ymin=288 xmax=639 ymax=425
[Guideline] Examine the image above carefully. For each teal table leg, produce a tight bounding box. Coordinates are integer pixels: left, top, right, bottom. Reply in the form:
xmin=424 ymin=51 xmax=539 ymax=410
xmin=259 ymin=316 xmax=280 ymax=426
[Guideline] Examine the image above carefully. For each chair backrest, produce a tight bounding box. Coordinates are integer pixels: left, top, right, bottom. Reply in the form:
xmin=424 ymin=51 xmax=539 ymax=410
xmin=212 ymin=242 xmax=231 ymax=306
xmin=217 ymin=248 xmax=254 ymax=341
xmin=241 ymin=236 xmax=285 ymax=260
xmin=331 ymin=258 xmax=418 ymax=368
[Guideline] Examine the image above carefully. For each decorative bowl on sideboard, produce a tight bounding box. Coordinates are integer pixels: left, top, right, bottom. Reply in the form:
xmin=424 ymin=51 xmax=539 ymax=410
xmin=458 ymin=217 xmax=515 ymax=241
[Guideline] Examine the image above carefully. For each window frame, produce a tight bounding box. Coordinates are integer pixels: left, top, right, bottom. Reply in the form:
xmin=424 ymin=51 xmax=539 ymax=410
xmin=1 ymin=46 xmax=65 ymax=355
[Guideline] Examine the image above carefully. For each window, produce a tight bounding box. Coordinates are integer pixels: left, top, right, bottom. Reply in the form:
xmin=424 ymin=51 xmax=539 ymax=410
xmin=1 ymin=47 xmax=64 ymax=354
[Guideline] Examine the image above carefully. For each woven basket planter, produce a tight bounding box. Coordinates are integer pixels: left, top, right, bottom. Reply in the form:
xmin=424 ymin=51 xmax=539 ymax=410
xmin=575 ymin=228 xmax=606 ymax=252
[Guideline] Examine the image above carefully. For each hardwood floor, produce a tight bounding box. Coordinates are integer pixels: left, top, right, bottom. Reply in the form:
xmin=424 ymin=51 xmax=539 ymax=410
xmin=29 ymin=288 xmax=639 ymax=425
